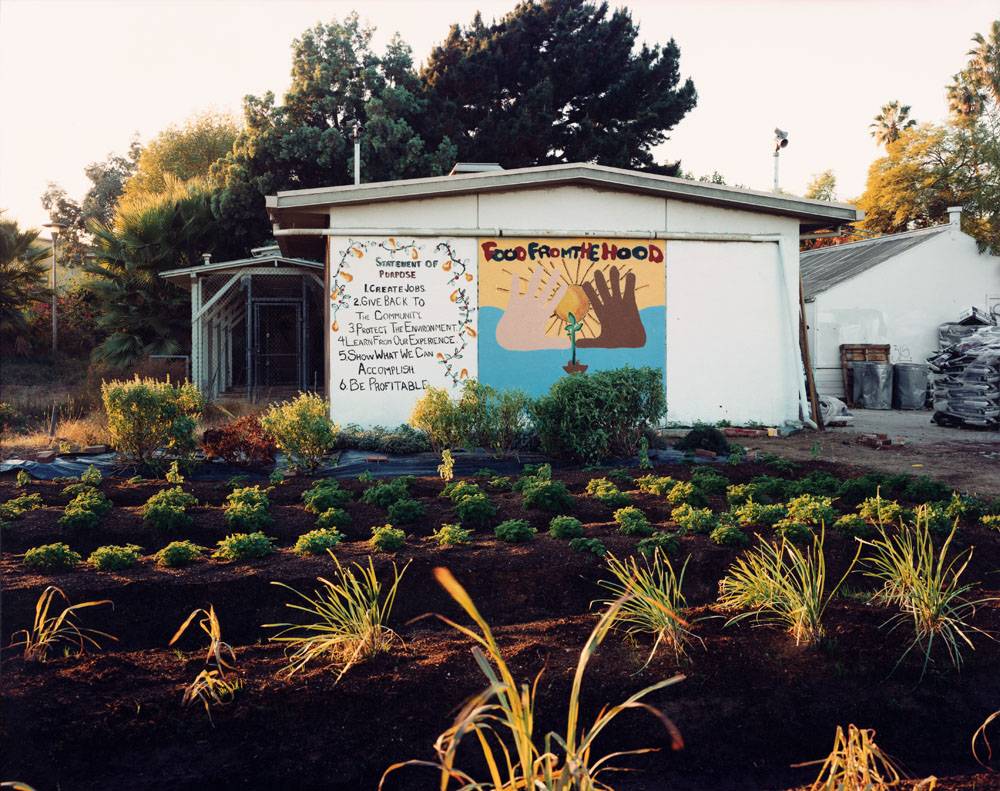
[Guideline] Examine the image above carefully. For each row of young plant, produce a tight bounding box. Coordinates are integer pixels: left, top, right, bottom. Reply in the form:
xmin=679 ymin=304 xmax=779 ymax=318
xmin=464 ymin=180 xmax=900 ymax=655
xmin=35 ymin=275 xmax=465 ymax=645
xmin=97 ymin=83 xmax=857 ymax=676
xmin=9 ymin=459 xmax=1000 ymax=575
xmin=10 ymin=503 xmax=989 ymax=788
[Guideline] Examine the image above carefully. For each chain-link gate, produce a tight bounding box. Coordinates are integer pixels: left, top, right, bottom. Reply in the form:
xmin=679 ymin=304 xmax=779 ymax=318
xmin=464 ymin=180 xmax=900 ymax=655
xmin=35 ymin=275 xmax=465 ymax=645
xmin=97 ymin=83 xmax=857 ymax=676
xmin=192 ymin=268 xmax=325 ymax=401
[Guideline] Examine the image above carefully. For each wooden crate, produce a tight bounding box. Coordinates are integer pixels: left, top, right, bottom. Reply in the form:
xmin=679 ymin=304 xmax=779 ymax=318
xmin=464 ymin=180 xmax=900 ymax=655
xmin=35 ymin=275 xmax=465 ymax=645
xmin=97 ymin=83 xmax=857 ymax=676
xmin=840 ymin=344 xmax=890 ymax=407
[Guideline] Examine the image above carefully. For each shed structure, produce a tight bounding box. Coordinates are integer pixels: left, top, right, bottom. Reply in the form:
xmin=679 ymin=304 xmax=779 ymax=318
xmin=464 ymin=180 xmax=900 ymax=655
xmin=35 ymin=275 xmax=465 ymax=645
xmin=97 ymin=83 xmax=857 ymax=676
xmin=801 ymin=211 xmax=1000 ymax=399
xmin=162 ymin=246 xmax=325 ymax=400
xmin=264 ymin=162 xmax=860 ymax=427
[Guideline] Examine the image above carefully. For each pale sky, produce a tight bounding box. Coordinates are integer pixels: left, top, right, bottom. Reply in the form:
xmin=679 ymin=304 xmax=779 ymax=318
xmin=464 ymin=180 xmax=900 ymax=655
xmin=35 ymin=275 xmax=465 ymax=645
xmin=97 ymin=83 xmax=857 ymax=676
xmin=1 ymin=0 xmax=996 ymax=232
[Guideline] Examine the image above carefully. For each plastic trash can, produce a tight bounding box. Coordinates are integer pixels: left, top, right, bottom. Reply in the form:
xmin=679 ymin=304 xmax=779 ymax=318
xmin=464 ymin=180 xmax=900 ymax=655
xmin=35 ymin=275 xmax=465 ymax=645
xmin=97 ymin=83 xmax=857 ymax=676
xmin=852 ymin=361 xmax=893 ymax=409
xmin=892 ymin=363 xmax=928 ymax=409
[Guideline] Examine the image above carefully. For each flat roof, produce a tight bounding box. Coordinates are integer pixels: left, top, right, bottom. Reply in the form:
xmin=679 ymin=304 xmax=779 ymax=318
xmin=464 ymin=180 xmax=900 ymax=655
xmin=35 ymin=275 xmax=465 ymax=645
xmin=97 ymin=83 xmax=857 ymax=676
xmin=266 ymin=162 xmax=860 ymax=227
xmin=161 ymin=254 xmax=323 ymax=288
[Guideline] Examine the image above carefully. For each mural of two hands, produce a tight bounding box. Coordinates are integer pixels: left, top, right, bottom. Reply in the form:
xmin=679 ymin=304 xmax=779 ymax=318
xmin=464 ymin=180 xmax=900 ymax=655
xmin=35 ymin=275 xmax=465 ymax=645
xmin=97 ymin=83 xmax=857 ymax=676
xmin=495 ymin=265 xmax=646 ymax=351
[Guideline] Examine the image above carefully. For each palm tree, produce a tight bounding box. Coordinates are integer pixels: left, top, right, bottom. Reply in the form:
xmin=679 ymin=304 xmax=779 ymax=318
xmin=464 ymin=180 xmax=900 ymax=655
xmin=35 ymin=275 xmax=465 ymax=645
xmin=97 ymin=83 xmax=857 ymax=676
xmin=85 ymin=178 xmax=217 ymax=368
xmin=870 ymin=101 xmax=917 ymax=147
xmin=0 ymin=215 xmax=50 ymax=350
xmin=968 ymin=20 xmax=1000 ymax=104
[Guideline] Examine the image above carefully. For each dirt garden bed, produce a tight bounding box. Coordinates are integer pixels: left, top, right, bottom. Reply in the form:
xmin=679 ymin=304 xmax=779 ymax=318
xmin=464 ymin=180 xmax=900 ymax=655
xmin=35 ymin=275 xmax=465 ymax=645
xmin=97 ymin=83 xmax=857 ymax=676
xmin=3 ymin=459 xmax=1000 ymax=791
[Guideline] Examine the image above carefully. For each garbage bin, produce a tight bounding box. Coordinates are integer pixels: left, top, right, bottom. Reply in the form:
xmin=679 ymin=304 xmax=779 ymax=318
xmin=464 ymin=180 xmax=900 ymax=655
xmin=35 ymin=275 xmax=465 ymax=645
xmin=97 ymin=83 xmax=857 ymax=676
xmin=892 ymin=363 xmax=928 ymax=409
xmin=852 ymin=361 xmax=893 ymax=409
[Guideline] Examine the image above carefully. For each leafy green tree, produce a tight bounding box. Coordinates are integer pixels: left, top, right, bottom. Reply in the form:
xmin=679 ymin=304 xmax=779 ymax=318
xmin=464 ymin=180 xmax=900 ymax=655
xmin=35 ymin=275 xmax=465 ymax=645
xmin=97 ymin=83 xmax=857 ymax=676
xmin=84 ymin=179 xmax=220 ymax=368
xmin=859 ymin=22 xmax=999 ymax=252
xmin=0 ymin=215 xmax=50 ymax=349
xmin=212 ymin=15 xmax=454 ymax=254
xmin=857 ymin=122 xmax=997 ymax=250
xmin=41 ymin=139 xmax=141 ymax=266
xmin=869 ymin=100 xmax=916 ymax=148
xmin=121 ymin=111 xmax=239 ymax=206
xmin=421 ymin=0 xmax=696 ymax=172
xmin=804 ymin=170 xmax=838 ymax=201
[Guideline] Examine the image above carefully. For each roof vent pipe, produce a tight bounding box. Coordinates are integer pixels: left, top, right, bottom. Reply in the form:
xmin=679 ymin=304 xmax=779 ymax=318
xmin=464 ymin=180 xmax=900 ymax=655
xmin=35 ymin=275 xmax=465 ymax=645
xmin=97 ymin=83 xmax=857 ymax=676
xmin=202 ymin=253 xmax=211 ymax=265
xmin=947 ymin=206 xmax=962 ymax=227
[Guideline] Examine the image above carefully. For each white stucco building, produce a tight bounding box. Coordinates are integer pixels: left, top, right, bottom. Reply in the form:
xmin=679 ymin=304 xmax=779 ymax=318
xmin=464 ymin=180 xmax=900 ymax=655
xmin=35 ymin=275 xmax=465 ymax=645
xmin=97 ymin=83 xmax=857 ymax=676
xmin=801 ymin=209 xmax=1000 ymax=399
xmin=252 ymin=163 xmax=859 ymax=427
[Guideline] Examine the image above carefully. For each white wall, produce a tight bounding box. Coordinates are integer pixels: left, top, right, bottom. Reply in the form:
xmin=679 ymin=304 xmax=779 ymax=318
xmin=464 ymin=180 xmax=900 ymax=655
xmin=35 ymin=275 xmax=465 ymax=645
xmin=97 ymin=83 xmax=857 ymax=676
xmin=325 ymin=186 xmax=809 ymax=427
xmin=809 ymin=228 xmax=1000 ymax=398
xmin=665 ymin=240 xmax=800 ymax=425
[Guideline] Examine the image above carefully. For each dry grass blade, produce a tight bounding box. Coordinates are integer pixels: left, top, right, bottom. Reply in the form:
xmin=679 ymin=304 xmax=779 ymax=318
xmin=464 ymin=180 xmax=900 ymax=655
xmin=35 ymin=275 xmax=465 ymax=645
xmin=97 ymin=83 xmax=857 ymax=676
xmin=266 ymin=554 xmax=409 ymax=680
xmin=380 ymin=566 xmax=685 ymax=790
xmin=180 ymin=669 xmax=243 ymax=724
xmin=8 ymin=586 xmax=115 ymax=662
xmin=169 ymin=604 xmax=236 ymax=671
xmin=169 ymin=603 xmax=241 ymax=725
xmin=794 ymin=723 xmax=936 ymax=791
xmin=973 ymin=709 xmax=1000 ymax=772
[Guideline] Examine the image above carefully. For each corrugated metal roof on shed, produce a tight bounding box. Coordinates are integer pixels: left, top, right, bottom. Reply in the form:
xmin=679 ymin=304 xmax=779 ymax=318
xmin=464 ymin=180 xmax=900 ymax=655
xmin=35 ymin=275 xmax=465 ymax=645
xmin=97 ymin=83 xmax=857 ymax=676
xmin=800 ymin=225 xmax=948 ymax=300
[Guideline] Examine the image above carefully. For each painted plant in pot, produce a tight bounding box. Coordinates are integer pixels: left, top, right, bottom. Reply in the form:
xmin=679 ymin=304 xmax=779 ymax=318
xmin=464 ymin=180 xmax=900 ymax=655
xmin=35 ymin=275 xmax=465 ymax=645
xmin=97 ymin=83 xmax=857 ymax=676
xmin=480 ymin=238 xmax=664 ymax=396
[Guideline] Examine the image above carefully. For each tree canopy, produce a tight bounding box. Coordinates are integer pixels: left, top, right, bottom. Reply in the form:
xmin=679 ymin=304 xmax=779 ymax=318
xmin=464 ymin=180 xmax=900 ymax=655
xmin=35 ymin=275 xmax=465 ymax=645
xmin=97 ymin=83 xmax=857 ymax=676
xmin=804 ymin=170 xmax=838 ymax=202
xmin=120 ymin=111 xmax=240 ymax=208
xmin=858 ymin=20 xmax=999 ymax=252
xmin=42 ymin=139 xmax=141 ymax=267
xmin=211 ymin=15 xmax=456 ymax=253
xmin=869 ymin=101 xmax=916 ymax=148
xmin=421 ymin=0 xmax=696 ymax=172
xmin=85 ymin=180 xmax=222 ymax=368
xmin=0 ymin=215 xmax=50 ymax=349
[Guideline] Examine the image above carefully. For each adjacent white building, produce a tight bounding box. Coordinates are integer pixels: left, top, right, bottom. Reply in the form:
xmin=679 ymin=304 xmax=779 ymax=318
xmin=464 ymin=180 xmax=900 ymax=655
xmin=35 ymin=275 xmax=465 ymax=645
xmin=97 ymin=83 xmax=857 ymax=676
xmin=801 ymin=209 xmax=1000 ymax=399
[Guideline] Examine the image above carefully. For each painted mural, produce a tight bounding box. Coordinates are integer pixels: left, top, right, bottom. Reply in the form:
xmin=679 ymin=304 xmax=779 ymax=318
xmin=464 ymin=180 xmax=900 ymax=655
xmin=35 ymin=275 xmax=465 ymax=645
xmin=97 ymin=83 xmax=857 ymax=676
xmin=328 ymin=237 xmax=477 ymax=426
xmin=478 ymin=238 xmax=666 ymax=395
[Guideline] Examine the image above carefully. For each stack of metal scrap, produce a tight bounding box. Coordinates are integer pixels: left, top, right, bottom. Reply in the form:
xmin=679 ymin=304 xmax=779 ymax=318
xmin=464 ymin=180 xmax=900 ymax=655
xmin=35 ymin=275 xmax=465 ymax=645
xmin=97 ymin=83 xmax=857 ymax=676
xmin=927 ymin=325 xmax=1000 ymax=428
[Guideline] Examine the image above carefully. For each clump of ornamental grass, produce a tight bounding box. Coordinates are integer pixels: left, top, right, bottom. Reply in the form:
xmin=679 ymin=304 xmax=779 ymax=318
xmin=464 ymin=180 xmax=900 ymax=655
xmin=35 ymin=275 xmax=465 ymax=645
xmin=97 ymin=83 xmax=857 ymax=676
xmin=169 ymin=605 xmax=241 ymax=724
xmin=380 ymin=567 xmax=684 ymax=790
xmin=792 ymin=724 xmax=929 ymax=791
xmin=598 ymin=550 xmax=704 ymax=669
xmin=267 ymin=556 xmax=409 ymax=680
xmin=860 ymin=508 xmax=996 ymax=682
xmin=9 ymin=585 xmax=115 ymax=662
xmin=718 ymin=529 xmax=859 ymax=646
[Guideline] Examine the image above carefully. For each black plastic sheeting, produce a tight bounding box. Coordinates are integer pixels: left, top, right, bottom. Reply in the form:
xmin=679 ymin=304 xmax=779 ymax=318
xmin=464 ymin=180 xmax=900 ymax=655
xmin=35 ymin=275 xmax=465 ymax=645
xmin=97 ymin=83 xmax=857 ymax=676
xmin=928 ymin=325 xmax=1000 ymax=429
xmin=1 ymin=447 xmax=717 ymax=482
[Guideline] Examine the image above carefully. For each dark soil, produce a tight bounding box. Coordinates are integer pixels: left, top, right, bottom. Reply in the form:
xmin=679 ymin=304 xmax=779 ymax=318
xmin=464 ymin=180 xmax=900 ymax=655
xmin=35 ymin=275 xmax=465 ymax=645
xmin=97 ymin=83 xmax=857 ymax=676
xmin=3 ymin=461 xmax=1000 ymax=791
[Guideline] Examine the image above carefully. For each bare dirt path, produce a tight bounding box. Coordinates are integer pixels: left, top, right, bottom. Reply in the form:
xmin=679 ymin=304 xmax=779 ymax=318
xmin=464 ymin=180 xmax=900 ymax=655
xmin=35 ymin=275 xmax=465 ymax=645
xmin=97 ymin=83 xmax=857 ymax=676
xmin=743 ymin=408 xmax=1000 ymax=497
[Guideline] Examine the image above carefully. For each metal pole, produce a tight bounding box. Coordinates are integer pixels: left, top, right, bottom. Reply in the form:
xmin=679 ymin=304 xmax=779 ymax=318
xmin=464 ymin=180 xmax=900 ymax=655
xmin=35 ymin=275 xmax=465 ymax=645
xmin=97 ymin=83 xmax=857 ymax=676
xmin=51 ymin=233 xmax=58 ymax=353
xmin=354 ymin=134 xmax=361 ymax=186
xmin=773 ymin=150 xmax=780 ymax=195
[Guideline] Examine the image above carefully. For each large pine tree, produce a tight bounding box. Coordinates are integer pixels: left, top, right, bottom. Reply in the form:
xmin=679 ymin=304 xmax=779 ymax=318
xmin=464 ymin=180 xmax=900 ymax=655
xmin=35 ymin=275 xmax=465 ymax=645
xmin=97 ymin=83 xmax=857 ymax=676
xmin=420 ymin=0 xmax=697 ymax=173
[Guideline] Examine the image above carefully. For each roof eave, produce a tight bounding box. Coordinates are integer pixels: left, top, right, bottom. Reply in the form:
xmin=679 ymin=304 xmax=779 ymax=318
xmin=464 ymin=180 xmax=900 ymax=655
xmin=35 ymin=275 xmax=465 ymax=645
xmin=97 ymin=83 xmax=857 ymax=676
xmin=266 ymin=163 xmax=859 ymax=228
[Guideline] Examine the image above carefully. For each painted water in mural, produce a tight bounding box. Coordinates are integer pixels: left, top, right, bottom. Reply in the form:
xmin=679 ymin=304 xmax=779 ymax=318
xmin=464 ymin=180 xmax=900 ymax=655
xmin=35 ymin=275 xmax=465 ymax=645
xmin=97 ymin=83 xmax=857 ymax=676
xmin=328 ymin=237 xmax=477 ymax=426
xmin=478 ymin=238 xmax=666 ymax=395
